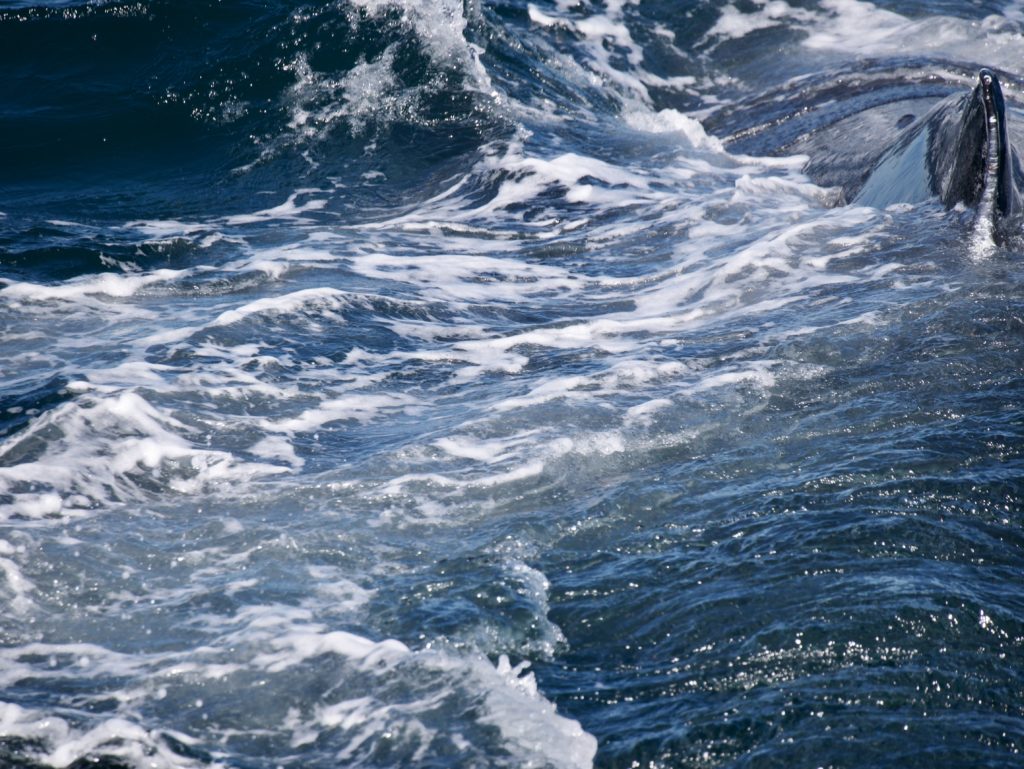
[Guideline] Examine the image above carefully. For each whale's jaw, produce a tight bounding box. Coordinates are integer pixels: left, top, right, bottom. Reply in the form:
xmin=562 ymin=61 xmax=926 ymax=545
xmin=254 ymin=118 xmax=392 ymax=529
xmin=980 ymin=69 xmax=1013 ymax=217
xmin=972 ymin=69 xmax=1021 ymax=249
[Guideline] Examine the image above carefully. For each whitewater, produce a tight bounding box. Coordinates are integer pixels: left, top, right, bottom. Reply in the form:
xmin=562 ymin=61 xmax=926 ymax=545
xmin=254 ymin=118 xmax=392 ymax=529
xmin=0 ymin=1 xmax=1021 ymax=767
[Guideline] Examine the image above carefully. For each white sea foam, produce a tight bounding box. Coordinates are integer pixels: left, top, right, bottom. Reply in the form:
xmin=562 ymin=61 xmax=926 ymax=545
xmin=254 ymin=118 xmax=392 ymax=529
xmin=526 ymin=0 xmax=694 ymax=109
xmin=704 ymin=0 xmax=1024 ymax=63
xmin=434 ymin=431 xmax=542 ymax=463
xmin=306 ymin=567 xmax=375 ymax=612
xmin=270 ymin=0 xmax=496 ymax=161
xmin=24 ymin=606 xmax=585 ymax=765
xmin=252 ymin=627 xmax=410 ymax=673
xmin=0 ymin=391 xmax=287 ymax=518
xmin=223 ymin=190 xmax=329 ymax=225
xmin=250 ymin=435 xmax=306 ymax=469
xmin=0 ymin=5 xmax=953 ymax=768
xmin=261 ymin=393 xmax=422 ymax=434
xmin=703 ymin=0 xmax=816 ymax=42
xmin=348 ymin=249 xmax=579 ymax=301
xmin=0 ymin=703 xmax=216 ymax=769
xmin=484 ymin=654 xmax=596 ymax=769
xmin=209 ymin=286 xmax=350 ymax=327
xmin=0 ymin=98 xmax=884 ymax=528
xmin=2 ymin=268 xmax=187 ymax=302
xmin=0 ymin=555 xmax=34 ymax=613
xmin=0 ymin=585 xmax=596 ymax=766
xmin=625 ymin=108 xmax=726 ymax=151
xmin=353 ymin=0 xmax=490 ymax=82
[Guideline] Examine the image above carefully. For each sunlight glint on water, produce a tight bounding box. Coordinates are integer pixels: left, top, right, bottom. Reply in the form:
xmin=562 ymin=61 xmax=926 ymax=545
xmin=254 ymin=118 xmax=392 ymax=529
xmin=0 ymin=1 xmax=1022 ymax=767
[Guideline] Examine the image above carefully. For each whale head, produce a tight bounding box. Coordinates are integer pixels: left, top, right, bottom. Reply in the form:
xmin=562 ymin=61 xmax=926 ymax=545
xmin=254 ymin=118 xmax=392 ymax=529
xmin=868 ymin=67 xmax=1024 ymax=247
xmin=972 ymin=69 xmax=1023 ymax=246
xmin=940 ymin=69 xmax=1023 ymax=246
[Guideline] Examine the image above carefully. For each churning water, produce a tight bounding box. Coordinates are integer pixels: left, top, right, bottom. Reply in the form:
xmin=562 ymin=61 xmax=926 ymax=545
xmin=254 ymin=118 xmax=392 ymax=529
xmin=0 ymin=1 xmax=1022 ymax=767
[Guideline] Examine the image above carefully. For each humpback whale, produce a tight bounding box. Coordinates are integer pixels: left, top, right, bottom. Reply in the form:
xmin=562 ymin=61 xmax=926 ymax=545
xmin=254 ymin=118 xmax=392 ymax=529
xmin=705 ymin=65 xmax=1024 ymax=246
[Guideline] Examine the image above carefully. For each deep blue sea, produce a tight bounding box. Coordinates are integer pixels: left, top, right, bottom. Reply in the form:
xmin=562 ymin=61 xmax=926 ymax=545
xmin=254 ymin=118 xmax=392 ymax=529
xmin=1 ymin=1 xmax=1023 ymax=767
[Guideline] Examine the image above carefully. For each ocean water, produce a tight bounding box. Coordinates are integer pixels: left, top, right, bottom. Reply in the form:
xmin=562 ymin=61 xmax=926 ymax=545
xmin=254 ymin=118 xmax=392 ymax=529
xmin=0 ymin=1 xmax=1022 ymax=767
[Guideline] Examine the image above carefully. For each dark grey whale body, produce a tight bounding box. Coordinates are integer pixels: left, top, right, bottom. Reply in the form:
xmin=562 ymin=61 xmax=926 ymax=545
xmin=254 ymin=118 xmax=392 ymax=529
xmin=852 ymin=69 xmax=1023 ymax=240
xmin=705 ymin=66 xmax=1024 ymax=245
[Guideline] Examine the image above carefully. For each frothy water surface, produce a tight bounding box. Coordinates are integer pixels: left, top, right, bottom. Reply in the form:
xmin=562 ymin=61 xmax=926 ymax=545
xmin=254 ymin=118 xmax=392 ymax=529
xmin=1 ymin=1 xmax=1022 ymax=767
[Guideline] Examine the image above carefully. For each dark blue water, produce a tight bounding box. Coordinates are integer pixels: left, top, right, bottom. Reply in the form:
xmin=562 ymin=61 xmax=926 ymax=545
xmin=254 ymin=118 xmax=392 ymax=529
xmin=1 ymin=1 xmax=1022 ymax=767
